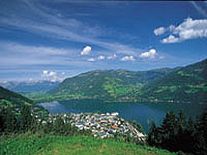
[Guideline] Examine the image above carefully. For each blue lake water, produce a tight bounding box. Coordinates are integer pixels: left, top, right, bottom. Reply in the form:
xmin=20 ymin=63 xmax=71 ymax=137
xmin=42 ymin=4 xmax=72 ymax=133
xmin=39 ymin=100 xmax=206 ymax=132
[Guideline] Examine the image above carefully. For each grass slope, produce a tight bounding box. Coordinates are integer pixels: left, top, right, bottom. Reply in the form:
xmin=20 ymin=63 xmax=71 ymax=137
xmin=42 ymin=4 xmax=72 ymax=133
xmin=0 ymin=86 xmax=33 ymax=106
xmin=0 ymin=134 xmax=175 ymax=155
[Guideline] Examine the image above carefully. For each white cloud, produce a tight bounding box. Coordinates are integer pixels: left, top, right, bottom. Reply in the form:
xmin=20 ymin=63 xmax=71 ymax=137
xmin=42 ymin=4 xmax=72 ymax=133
xmin=87 ymin=55 xmax=106 ymax=62
xmin=81 ymin=46 xmax=92 ymax=55
xmin=87 ymin=58 xmax=95 ymax=62
xmin=41 ymin=70 xmax=61 ymax=82
xmin=154 ymin=27 xmax=166 ymax=36
xmin=97 ymin=55 xmax=105 ymax=60
xmin=155 ymin=18 xmax=207 ymax=43
xmin=121 ymin=55 xmax=135 ymax=61
xmin=161 ymin=35 xmax=180 ymax=43
xmin=139 ymin=49 xmax=157 ymax=59
xmin=43 ymin=70 xmax=49 ymax=74
xmin=107 ymin=54 xmax=117 ymax=60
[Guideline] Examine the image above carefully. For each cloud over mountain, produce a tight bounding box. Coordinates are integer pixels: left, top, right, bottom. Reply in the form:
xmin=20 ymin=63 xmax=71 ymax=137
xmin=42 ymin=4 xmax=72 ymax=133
xmin=139 ymin=49 xmax=157 ymax=59
xmin=121 ymin=55 xmax=135 ymax=61
xmin=41 ymin=70 xmax=64 ymax=82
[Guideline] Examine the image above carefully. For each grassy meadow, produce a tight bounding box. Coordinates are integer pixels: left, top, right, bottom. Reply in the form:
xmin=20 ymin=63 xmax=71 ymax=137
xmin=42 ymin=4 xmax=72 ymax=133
xmin=0 ymin=133 xmax=175 ymax=155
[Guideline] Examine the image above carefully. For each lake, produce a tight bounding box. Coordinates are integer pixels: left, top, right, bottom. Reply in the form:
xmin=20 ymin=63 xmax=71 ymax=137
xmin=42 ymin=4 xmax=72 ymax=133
xmin=39 ymin=100 xmax=206 ymax=132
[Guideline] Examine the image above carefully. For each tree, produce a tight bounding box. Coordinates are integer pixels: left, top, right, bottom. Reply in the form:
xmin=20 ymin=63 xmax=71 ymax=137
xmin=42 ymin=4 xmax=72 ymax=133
xmin=147 ymin=110 xmax=207 ymax=154
xmin=0 ymin=107 xmax=17 ymax=133
xmin=147 ymin=121 xmax=158 ymax=146
xmin=177 ymin=111 xmax=186 ymax=132
xmin=20 ymin=104 xmax=33 ymax=131
xmin=193 ymin=109 xmax=207 ymax=154
xmin=175 ymin=112 xmax=193 ymax=153
xmin=198 ymin=109 xmax=207 ymax=142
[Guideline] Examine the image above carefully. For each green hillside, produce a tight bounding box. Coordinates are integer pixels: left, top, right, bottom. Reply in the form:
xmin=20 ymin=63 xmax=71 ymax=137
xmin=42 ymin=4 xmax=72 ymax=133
xmin=0 ymin=86 xmax=33 ymax=107
xmin=141 ymin=59 xmax=207 ymax=103
xmin=47 ymin=59 xmax=207 ymax=103
xmin=49 ymin=68 xmax=174 ymax=102
xmin=0 ymin=134 xmax=175 ymax=155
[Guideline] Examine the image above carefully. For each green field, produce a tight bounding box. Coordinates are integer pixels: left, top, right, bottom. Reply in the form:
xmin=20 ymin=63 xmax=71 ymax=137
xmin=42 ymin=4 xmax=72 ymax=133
xmin=0 ymin=133 xmax=175 ymax=155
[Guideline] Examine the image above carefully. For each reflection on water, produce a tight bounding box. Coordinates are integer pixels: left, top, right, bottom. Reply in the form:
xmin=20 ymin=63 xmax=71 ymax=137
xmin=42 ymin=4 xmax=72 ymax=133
xmin=39 ymin=101 xmax=69 ymax=113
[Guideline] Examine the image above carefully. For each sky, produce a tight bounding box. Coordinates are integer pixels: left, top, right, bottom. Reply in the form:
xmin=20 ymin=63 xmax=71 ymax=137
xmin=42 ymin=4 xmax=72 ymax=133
xmin=0 ymin=0 xmax=207 ymax=82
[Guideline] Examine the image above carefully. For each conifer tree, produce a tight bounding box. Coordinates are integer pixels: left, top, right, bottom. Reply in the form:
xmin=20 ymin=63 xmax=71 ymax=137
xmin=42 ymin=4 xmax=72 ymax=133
xmin=1 ymin=107 xmax=17 ymax=133
xmin=20 ymin=104 xmax=32 ymax=131
xmin=147 ymin=121 xmax=158 ymax=146
xmin=161 ymin=111 xmax=177 ymax=137
xmin=193 ymin=109 xmax=207 ymax=154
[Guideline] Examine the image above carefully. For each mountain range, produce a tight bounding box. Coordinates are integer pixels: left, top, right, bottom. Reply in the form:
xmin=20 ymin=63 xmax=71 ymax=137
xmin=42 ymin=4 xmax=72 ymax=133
xmin=49 ymin=59 xmax=207 ymax=104
xmin=0 ymin=81 xmax=59 ymax=93
xmin=1 ymin=59 xmax=206 ymax=104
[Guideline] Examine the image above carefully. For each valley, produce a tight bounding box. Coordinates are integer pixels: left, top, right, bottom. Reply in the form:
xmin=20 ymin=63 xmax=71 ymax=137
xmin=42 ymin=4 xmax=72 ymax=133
xmin=1 ymin=1 xmax=207 ymax=154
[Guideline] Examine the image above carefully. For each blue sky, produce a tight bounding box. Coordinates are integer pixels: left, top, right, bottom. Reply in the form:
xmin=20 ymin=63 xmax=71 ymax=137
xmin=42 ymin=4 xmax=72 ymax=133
xmin=0 ymin=1 xmax=207 ymax=81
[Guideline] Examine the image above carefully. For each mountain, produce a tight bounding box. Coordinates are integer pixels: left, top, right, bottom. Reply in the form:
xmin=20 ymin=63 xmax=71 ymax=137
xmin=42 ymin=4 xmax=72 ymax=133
xmin=0 ymin=81 xmax=59 ymax=93
xmin=0 ymin=86 xmax=33 ymax=107
xmin=49 ymin=68 xmax=175 ymax=102
xmin=49 ymin=59 xmax=207 ymax=103
xmin=141 ymin=59 xmax=207 ymax=103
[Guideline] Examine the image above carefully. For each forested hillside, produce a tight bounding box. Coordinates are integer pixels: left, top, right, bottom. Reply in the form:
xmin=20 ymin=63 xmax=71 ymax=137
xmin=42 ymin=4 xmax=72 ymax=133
xmin=141 ymin=59 xmax=207 ymax=103
xmin=49 ymin=59 xmax=207 ymax=103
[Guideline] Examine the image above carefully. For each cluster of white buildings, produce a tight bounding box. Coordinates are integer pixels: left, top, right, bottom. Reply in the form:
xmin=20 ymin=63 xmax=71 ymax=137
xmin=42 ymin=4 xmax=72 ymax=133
xmin=41 ymin=112 xmax=146 ymax=142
